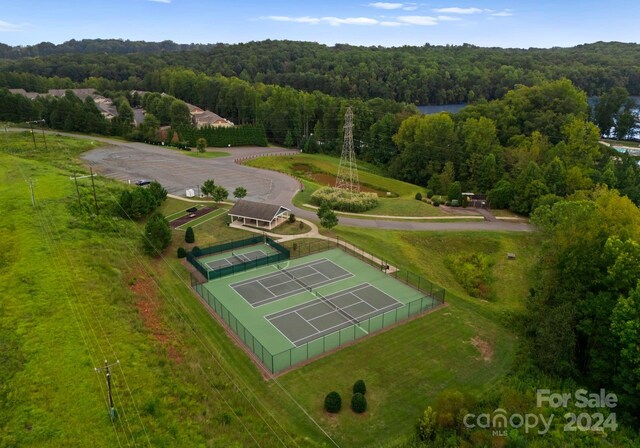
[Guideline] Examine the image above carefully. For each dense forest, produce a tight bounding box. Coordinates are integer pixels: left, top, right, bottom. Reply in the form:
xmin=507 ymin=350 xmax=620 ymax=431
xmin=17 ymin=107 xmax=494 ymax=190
xmin=1 ymin=39 xmax=639 ymax=104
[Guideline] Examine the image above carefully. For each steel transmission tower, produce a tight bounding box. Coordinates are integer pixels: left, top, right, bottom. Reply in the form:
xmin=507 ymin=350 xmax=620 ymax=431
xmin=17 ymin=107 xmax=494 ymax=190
xmin=335 ymin=106 xmax=360 ymax=195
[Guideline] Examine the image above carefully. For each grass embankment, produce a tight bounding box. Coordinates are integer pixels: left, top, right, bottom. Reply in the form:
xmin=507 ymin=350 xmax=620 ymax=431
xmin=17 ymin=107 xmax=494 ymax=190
xmin=1 ymin=132 xmax=537 ymax=447
xmin=0 ymin=137 xmax=325 ymax=446
xmin=244 ymin=154 xmax=448 ymax=217
xmin=278 ymin=228 xmax=538 ymax=446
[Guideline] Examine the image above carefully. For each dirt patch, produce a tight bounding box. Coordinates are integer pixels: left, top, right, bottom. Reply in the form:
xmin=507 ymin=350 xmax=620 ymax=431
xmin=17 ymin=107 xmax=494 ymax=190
xmin=130 ymin=272 xmax=183 ymax=363
xmin=470 ymin=336 xmax=494 ymax=362
xmin=170 ymin=206 xmax=216 ymax=228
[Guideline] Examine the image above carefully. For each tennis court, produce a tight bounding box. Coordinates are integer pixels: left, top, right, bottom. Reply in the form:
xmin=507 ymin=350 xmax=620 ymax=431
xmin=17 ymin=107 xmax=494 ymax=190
xmin=230 ymin=259 xmax=353 ymax=307
xmin=205 ymin=249 xmax=269 ymax=270
xmin=267 ymin=283 xmax=401 ymax=346
xmin=193 ymin=247 xmax=446 ymax=374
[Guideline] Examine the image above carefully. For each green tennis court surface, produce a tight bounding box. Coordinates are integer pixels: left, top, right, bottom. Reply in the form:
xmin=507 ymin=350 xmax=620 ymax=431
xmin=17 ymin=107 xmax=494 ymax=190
xmin=193 ymin=248 xmax=444 ymax=374
xmin=198 ymin=243 xmax=280 ymax=272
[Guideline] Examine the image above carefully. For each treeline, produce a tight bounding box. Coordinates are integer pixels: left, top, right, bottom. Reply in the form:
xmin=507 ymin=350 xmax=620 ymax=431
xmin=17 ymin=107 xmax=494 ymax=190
xmin=390 ymin=79 xmax=640 ymax=214
xmin=177 ymin=125 xmax=267 ymax=147
xmin=1 ymin=39 xmax=639 ymax=103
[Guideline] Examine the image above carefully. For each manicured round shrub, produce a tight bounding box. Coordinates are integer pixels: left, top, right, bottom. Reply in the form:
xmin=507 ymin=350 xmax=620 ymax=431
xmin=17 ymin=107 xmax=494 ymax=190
xmin=185 ymin=226 xmax=195 ymax=243
xmin=288 ymin=213 xmax=296 ymax=223
xmin=353 ymin=379 xmax=366 ymax=395
xmin=415 ymin=192 xmax=423 ymax=201
xmin=432 ymin=199 xmax=440 ymax=207
xmin=177 ymin=247 xmax=187 ymax=258
xmin=351 ymin=392 xmax=367 ymax=414
xmin=426 ymin=189 xmax=434 ymax=199
xmin=192 ymin=246 xmax=201 ymax=256
xmin=324 ymin=391 xmax=342 ymax=413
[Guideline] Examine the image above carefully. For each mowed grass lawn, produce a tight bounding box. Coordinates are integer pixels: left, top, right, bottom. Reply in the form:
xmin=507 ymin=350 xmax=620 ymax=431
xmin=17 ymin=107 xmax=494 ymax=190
xmin=245 ymin=154 xmax=448 ymax=217
xmin=277 ymin=228 xmax=537 ymax=446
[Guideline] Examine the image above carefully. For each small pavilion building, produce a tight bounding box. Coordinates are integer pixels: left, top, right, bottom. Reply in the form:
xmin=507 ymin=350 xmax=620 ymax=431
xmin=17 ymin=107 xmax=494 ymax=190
xmin=228 ymin=200 xmax=291 ymax=230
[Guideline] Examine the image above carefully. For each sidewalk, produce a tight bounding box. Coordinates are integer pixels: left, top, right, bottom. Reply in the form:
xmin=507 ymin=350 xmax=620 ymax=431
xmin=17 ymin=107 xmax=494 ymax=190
xmin=229 ymin=218 xmax=398 ymax=273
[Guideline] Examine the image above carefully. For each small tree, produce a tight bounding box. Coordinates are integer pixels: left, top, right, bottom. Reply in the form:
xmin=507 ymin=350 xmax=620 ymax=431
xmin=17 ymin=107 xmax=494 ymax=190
xmin=353 ymin=379 xmax=366 ymax=395
xmin=417 ymin=406 xmax=437 ymax=441
xmin=284 ymin=130 xmax=294 ymax=148
xmin=351 ymin=393 xmax=367 ymax=414
xmin=185 ymin=226 xmax=195 ymax=243
xmin=233 ymin=186 xmax=247 ymax=199
xmin=212 ymin=185 xmax=229 ymax=203
xmin=318 ymin=202 xmax=338 ymax=230
xmin=201 ymin=179 xmax=215 ymax=197
xmin=299 ymin=221 xmax=304 ymax=230
xmin=177 ymin=247 xmax=187 ymax=258
xmin=415 ymin=192 xmax=423 ymax=201
xmin=148 ymin=181 xmax=167 ymax=206
xmin=448 ymin=181 xmax=463 ymax=204
xmin=324 ymin=391 xmax=342 ymax=413
xmin=196 ymin=137 xmax=207 ymax=153
xmin=288 ymin=213 xmax=296 ymax=224
xmin=142 ymin=212 xmax=172 ymax=256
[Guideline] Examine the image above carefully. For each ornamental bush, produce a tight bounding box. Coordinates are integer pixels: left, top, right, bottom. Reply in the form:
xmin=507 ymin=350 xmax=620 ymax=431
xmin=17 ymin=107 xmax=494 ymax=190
xmin=351 ymin=392 xmax=367 ymax=414
xmin=185 ymin=226 xmax=195 ymax=243
xmin=324 ymin=391 xmax=342 ymax=413
xmin=192 ymin=246 xmax=201 ymax=257
xmin=415 ymin=192 xmax=423 ymax=201
xmin=433 ymin=199 xmax=441 ymax=207
xmin=353 ymin=379 xmax=366 ymax=395
xmin=288 ymin=213 xmax=296 ymax=223
xmin=177 ymin=247 xmax=187 ymax=258
xmin=311 ymin=187 xmax=378 ymax=212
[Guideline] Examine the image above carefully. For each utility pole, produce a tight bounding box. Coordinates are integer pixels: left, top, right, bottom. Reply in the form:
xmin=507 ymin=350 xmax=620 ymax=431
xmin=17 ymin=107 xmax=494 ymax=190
xmin=89 ymin=167 xmax=99 ymax=216
xmin=29 ymin=179 xmax=35 ymax=207
xmin=40 ymin=120 xmax=48 ymax=151
xmin=73 ymin=173 xmax=82 ymax=208
xmin=28 ymin=121 xmax=37 ymax=150
xmin=95 ymin=360 xmax=119 ymax=420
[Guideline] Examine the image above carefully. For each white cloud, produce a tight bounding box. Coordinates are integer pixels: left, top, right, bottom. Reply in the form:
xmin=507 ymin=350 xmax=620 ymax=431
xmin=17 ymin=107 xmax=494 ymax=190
xmin=264 ymin=16 xmax=321 ymax=24
xmin=433 ymin=7 xmax=483 ymax=14
xmin=323 ymin=16 xmax=379 ymax=26
xmin=262 ymin=16 xmax=378 ymax=26
xmin=397 ymin=15 xmax=438 ymax=26
xmin=368 ymin=2 xmax=417 ymax=10
xmin=491 ymin=10 xmax=514 ymax=17
xmin=148 ymin=0 xmax=171 ymax=3
xmin=368 ymin=2 xmax=404 ymax=9
xmin=380 ymin=21 xmax=406 ymax=27
xmin=437 ymin=15 xmax=462 ymax=21
xmin=0 ymin=20 xmax=26 ymax=32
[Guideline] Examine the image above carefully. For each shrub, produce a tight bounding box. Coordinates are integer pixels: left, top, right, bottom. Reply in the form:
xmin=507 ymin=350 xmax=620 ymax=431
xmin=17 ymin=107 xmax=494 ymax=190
xmin=324 ymin=391 xmax=342 ymax=413
xmin=192 ymin=246 xmax=201 ymax=256
xmin=353 ymin=379 xmax=366 ymax=395
xmin=177 ymin=247 xmax=187 ymax=258
xmin=415 ymin=192 xmax=423 ymax=201
xmin=432 ymin=199 xmax=440 ymax=207
xmin=351 ymin=393 xmax=367 ymax=414
xmin=417 ymin=406 xmax=437 ymax=441
xmin=298 ymin=221 xmax=304 ymax=230
xmin=311 ymin=187 xmax=378 ymax=212
xmin=444 ymin=253 xmax=493 ymax=299
xmin=426 ymin=189 xmax=434 ymax=199
xmin=288 ymin=213 xmax=296 ymax=224
xmin=142 ymin=212 xmax=172 ymax=256
xmin=292 ymin=242 xmax=298 ymax=252
xmin=185 ymin=226 xmax=195 ymax=243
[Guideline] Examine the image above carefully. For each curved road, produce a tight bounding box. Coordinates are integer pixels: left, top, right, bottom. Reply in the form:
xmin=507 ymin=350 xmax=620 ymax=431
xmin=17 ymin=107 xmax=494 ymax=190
xmin=30 ymin=132 xmax=531 ymax=232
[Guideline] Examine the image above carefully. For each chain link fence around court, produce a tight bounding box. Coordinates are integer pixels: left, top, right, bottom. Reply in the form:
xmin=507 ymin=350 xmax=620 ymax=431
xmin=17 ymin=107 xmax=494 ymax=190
xmin=192 ymin=280 xmax=442 ymax=374
xmin=187 ymin=235 xmax=290 ymax=281
xmin=189 ymin=236 xmax=446 ymax=374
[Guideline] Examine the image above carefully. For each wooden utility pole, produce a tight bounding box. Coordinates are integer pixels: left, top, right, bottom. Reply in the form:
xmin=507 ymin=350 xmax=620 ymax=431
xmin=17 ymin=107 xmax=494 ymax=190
xmin=28 ymin=122 xmax=37 ymax=150
xmin=29 ymin=179 xmax=35 ymax=207
xmin=40 ymin=120 xmax=48 ymax=150
xmin=89 ymin=167 xmax=99 ymax=216
xmin=95 ymin=360 xmax=119 ymax=420
xmin=73 ymin=173 xmax=82 ymax=208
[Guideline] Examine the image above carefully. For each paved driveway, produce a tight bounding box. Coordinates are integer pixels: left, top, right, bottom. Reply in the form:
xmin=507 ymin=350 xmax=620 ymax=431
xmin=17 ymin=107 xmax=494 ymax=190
xmin=70 ymin=134 xmax=532 ymax=232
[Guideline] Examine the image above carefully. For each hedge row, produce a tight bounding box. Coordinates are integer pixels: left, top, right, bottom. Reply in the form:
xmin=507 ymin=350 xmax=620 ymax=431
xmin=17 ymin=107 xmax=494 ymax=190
xmin=177 ymin=125 xmax=268 ymax=147
xmin=311 ymin=187 xmax=378 ymax=212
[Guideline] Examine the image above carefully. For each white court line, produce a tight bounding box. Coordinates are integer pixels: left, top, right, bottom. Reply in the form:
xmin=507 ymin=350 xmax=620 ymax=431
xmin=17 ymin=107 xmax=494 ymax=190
xmin=175 ymin=208 xmax=227 ymax=231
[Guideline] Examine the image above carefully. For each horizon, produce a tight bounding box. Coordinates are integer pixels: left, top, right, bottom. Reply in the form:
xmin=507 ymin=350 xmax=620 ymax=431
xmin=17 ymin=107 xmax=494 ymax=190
xmin=1 ymin=1 xmax=639 ymax=49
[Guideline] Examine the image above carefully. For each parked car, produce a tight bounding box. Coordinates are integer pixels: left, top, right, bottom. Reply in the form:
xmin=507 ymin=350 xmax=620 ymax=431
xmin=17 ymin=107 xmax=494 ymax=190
xmin=186 ymin=207 xmax=198 ymax=213
xmin=135 ymin=179 xmax=151 ymax=186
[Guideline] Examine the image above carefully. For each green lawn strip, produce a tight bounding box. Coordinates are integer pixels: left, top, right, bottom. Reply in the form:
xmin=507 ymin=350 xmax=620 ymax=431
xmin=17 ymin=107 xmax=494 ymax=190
xmin=244 ymin=220 xmax=311 ymax=235
xmin=172 ymin=211 xmax=251 ymax=250
xmin=175 ymin=207 xmax=228 ymax=231
xmin=244 ymin=154 xmax=428 ymax=199
xmin=165 ymin=147 xmax=230 ymax=158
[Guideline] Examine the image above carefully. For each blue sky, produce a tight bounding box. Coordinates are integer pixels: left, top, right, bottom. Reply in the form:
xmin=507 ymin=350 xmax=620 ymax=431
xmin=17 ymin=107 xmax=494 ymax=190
xmin=1 ymin=1 xmax=639 ymax=48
